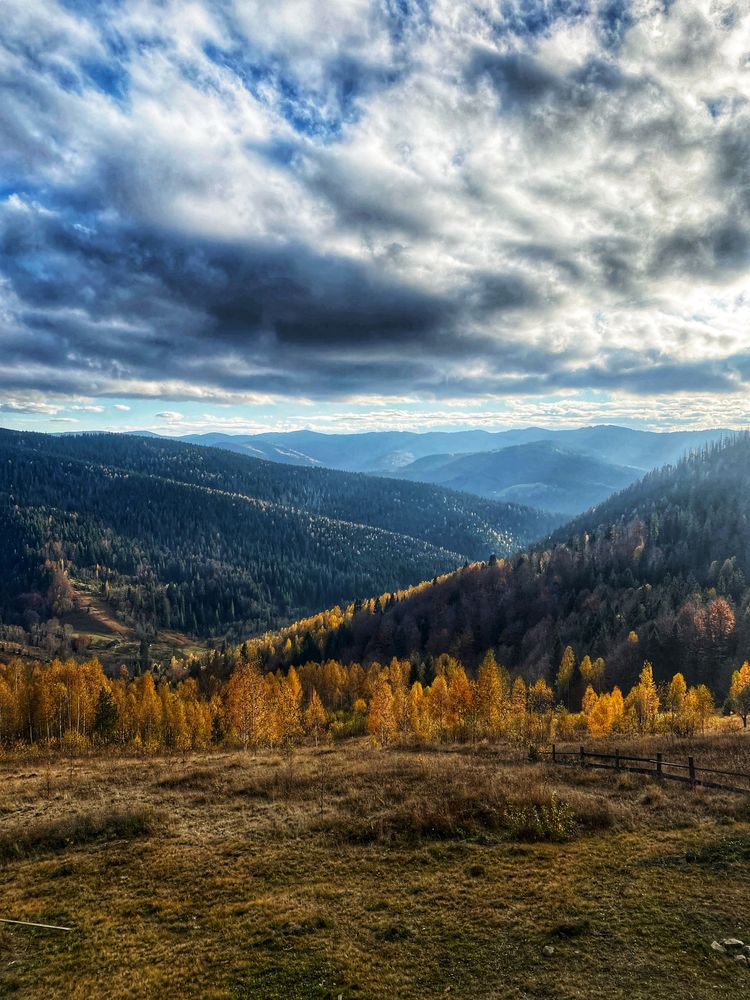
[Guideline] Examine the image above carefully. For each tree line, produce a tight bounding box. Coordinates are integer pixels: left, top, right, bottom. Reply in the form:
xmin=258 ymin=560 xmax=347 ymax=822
xmin=2 ymin=647 xmax=749 ymax=753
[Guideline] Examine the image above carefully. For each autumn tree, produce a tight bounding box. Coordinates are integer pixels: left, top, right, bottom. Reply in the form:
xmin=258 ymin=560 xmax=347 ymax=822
xmin=686 ymin=684 xmax=713 ymax=734
xmin=407 ymin=681 xmax=430 ymax=741
xmin=581 ymin=684 xmax=597 ymax=716
xmin=448 ymin=666 xmax=474 ymax=741
xmin=367 ymin=677 xmax=397 ymax=745
xmin=665 ymin=673 xmax=687 ymax=734
xmin=225 ymin=662 xmax=271 ymax=749
xmin=427 ymin=675 xmax=450 ymax=738
xmin=304 ymin=689 xmax=327 ymax=746
xmin=555 ymin=646 xmax=575 ymax=706
xmin=274 ymin=667 xmax=304 ymax=745
xmin=730 ymin=662 xmax=750 ymax=728
xmin=625 ymin=662 xmax=660 ymax=732
xmin=475 ymin=651 xmax=507 ymax=739
xmin=527 ymin=678 xmax=554 ymax=745
xmin=587 ymin=692 xmax=614 ymax=738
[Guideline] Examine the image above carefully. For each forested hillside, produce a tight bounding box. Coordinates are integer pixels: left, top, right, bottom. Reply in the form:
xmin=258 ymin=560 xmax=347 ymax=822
xmin=0 ymin=446 xmax=466 ymax=641
xmin=7 ymin=431 xmax=555 ymax=560
xmin=242 ymin=436 xmax=750 ymax=696
xmin=0 ymin=429 xmax=555 ymax=642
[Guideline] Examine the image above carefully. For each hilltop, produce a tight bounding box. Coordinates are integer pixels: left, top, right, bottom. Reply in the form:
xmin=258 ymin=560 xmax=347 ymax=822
xmin=244 ymin=435 xmax=750 ymax=694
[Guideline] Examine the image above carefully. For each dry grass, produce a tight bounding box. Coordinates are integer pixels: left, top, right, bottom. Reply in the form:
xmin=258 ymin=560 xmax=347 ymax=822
xmin=554 ymin=727 xmax=750 ymax=774
xmin=0 ymin=808 xmax=159 ymax=862
xmin=316 ymin=756 xmax=610 ymax=844
xmin=1 ymin=736 xmax=750 ymax=999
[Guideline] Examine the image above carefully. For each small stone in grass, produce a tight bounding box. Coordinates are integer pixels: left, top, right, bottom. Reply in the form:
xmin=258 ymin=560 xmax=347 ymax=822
xmin=720 ymin=939 xmax=744 ymax=951
xmin=734 ymin=955 xmax=748 ymax=967
xmin=711 ymin=941 xmax=726 ymax=954
xmin=542 ymin=945 xmax=555 ymax=957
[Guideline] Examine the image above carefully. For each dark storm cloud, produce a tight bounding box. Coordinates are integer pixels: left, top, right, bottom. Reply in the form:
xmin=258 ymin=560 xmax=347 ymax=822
xmin=468 ymin=46 xmax=631 ymax=116
xmin=716 ymin=113 xmax=750 ymax=212
xmin=300 ymin=154 xmax=434 ymax=238
xmin=467 ymin=271 xmax=542 ymax=314
xmin=0 ymin=196 xmax=569 ymax=399
xmin=651 ymin=217 xmax=750 ymax=279
xmin=468 ymin=49 xmax=560 ymax=111
xmin=1 ymin=0 xmax=750 ymax=412
xmin=0 ymin=203 xmax=449 ymax=343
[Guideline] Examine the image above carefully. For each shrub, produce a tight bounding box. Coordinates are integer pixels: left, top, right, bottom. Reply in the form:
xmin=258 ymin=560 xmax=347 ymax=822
xmin=504 ymin=793 xmax=576 ymax=842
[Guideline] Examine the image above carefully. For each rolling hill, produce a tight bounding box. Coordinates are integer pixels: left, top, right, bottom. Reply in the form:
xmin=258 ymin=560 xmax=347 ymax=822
xmin=0 ymin=429 xmax=556 ymax=643
xmin=171 ymin=425 xmax=729 ymax=478
xmin=167 ymin=424 xmax=729 ymax=516
xmin=393 ymin=440 xmax=642 ymax=514
xmin=178 ymin=432 xmax=324 ymax=467
xmin=246 ymin=435 xmax=750 ymax=694
xmin=175 ymin=429 xmax=505 ymax=473
xmin=15 ymin=430 xmax=557 ymax=559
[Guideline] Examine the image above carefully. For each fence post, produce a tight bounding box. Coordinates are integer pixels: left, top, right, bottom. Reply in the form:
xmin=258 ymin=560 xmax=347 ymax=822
xmin=580 ymin=745 xmax=585 ymax=765
xmin=656 ymin=753 xmax=663 ymax=780
xmin=552 ymin=743 xmax=556 ymax=763
xmin=688 ymin=756 xmax=696 ymax=788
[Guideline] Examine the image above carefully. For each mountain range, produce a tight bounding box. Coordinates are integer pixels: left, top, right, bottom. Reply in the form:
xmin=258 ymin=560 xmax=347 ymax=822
xmin=169 ymin=424 xmax=729 ymax=514
xmin=392 ymin=440 xmax=642 ymax=515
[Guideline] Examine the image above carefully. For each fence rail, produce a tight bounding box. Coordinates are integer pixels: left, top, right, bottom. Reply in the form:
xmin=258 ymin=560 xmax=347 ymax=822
xmin=537 ymin=745 xmax=750 ymax=795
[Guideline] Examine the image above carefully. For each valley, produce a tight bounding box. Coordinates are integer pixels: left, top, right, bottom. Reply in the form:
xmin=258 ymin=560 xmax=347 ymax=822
xmin=0 ymin=429 xmax=556 ymax=657
xmin=2 ymin=428 xmax=750 ymax=1000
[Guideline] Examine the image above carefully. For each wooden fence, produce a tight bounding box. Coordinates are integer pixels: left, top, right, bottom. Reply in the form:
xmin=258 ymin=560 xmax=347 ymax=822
xmin=538 ymin=745 xmax=750 ymax=795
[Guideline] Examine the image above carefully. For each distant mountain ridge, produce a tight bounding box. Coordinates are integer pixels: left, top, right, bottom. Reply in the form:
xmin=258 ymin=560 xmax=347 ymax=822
xmin=393 ymin=440 xmax=643 ymax=515
xmin=160 ymin=424 xmax=730 ymax=516
xmin=168 ymin=424 xmax=730 ymax=476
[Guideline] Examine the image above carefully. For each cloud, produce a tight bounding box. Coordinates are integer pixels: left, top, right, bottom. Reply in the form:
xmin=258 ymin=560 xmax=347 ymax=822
xmin=155 ymin=411 xmax=184 ymax=421
xmin=113 ymin=403 xmax=131 ymax=411
xmin=0 ymin=0 xmax=749 ymax=425
xmin=0 ymin=398 xmax=61 ymax=414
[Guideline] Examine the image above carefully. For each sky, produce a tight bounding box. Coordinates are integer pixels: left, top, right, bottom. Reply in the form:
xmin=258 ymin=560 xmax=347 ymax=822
xmin=1 ymin=0 xmax=750 ymax=437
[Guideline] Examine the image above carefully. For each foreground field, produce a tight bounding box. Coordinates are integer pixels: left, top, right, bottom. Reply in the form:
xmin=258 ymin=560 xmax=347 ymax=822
xmin=2 ymin=737 xmax=750 ymax=999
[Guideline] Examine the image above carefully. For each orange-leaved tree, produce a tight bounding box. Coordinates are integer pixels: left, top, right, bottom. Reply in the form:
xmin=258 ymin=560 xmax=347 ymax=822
xmin=730 ymin=662 xmax=750 ymax=728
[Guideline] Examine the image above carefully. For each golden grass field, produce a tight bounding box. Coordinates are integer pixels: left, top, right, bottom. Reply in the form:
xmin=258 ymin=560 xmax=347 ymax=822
xmin=2 ymin=734 xmax=750 ymax=999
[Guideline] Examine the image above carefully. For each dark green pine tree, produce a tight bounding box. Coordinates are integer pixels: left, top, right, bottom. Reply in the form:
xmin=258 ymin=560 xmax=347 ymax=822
xmin=93 ymin=688 xmax=118 ymax=743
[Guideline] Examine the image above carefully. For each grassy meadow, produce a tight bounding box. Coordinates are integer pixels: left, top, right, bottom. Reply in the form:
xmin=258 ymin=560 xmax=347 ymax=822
xmin=2 ymin=736 xmax=750 ymax=999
